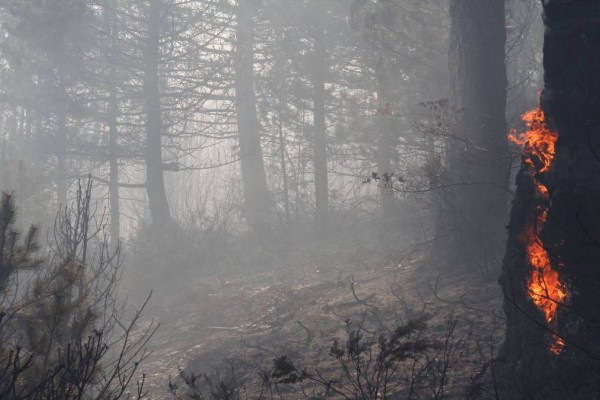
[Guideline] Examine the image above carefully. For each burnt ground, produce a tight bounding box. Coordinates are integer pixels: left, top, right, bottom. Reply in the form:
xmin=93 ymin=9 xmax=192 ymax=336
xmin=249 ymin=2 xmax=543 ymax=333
xmin=130 ymin=242 xmax=504 ymax=400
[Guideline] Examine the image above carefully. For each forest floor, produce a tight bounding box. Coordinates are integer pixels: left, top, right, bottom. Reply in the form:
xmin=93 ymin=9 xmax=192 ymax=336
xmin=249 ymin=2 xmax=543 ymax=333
xmin=132 ymin=239 xmax=504 ymax=400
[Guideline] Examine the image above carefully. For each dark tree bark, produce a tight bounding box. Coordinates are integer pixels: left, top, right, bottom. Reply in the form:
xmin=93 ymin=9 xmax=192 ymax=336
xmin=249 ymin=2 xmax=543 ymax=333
xmin=312 ymin=19 xmax=329 ymax=235
xmin=234 ymin=0 xmax=271 ymax=231
xmin=499 ymin=1 xmax=600 ymax=398
xmin=435 ymin=0 xmax=508 ymax=272
xmin=144 ymin=0 xmax=172 ymax=228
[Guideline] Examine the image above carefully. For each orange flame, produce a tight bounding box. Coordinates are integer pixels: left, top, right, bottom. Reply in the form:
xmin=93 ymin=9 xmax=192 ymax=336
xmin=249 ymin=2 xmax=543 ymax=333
xmin=509 ymin=106 xmax=567 ymax=355
xmin=509 ymin=108 xmax=558 ymax=174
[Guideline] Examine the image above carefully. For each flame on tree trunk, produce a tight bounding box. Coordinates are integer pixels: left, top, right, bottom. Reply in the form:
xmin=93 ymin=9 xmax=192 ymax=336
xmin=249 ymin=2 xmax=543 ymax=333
xmin=499 ymin=1 xmax=600 ymax=398
xmin=508 ymin=106 xmax=567 ymax=355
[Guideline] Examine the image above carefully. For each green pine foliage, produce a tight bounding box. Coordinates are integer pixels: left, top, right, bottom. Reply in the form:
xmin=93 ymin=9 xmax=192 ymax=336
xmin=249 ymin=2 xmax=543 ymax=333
xmin=0 ymin=185 xmax=154 ymax=400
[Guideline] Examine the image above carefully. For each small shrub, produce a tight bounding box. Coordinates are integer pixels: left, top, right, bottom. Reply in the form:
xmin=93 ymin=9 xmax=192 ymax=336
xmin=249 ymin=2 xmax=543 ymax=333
xmin=0 ymin=181 xmax=156 ymax=399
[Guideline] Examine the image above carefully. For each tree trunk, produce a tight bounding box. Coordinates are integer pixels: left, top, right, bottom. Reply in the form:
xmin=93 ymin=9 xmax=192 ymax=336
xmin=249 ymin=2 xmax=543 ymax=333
xmin=108 ymin=103 xmax=120 ymax=245
xmin=499 ymin=2 xmax=600 ymax=398
xmin=435 ymin=0 xmax=508 ymax=273
xmin=372 ymin=0 xmax=397 ymax=221
xmin=375 ymin=55 xmax=395 ymax=220
xmin=144 ymin=0 xmax=171 ymax=228
xmin=106 ymin=0 xmax=120 ymax=246
xmin=234 ymin=0 xmax=271 ymax=231
xmin=56 ymin=102 xmax=68 ymax=207
xmin=277 ymin=107 xmax=291 ymax=227
xmin=312 ymin=20 xmax=329 ymax=236
xmin=55 ymin=40 xmax=69 ymax=208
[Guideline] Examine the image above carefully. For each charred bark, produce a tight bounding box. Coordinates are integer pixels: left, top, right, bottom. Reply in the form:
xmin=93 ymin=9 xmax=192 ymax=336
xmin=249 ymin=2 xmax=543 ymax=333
xmin=234 ymin=0 xmax=271 ymax=232
xmin=435 ymin=0 xmax=509 ymax=273
xmin=499 ymin=1 xmax=600 ymax=398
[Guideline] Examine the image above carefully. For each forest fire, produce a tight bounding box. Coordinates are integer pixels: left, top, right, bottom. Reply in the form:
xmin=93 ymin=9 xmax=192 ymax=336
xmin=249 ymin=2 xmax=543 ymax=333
xmin=509 ymin=107 xmax=567 ymax=355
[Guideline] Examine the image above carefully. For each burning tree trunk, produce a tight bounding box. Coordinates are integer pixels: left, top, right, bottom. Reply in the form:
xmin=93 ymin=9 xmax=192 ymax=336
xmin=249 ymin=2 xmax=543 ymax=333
xmin=499 ymin=1 xmax=600 ymax=398
xmin=435 ymin=0 xmax=508 ymax=273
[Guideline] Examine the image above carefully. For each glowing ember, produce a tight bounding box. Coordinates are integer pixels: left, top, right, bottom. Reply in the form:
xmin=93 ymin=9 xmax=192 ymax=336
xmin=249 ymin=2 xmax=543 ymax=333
xmin=509 ymin=106 xmax=568 ymax=355
xmin=550 ymin=337 xmax=566 ymax=356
